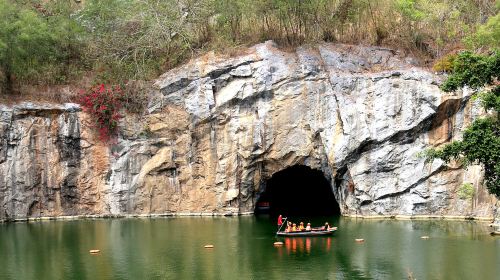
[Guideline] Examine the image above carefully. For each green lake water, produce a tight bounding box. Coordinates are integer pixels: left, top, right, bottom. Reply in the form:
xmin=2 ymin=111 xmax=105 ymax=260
xmin=0 ymin=216 xmax=499 ymax=280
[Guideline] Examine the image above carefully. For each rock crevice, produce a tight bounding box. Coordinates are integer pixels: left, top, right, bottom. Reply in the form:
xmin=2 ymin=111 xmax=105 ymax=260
xmin=0 ymin=42 xmax=496 ymax=220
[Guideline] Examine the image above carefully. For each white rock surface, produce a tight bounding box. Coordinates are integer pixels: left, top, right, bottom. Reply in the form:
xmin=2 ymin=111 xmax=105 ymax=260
xmin=0 ymin=42 xmax=497 ymax=220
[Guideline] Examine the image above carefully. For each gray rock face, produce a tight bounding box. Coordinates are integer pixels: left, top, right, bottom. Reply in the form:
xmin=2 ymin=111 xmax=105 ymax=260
xmin=0 ymin=42 xmax=497 ymax=220
xmin=0 ymin=103 xmax=85 ymax=220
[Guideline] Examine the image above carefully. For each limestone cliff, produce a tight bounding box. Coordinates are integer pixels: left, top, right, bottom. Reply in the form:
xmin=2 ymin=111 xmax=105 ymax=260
xmin=0 ymin=42 xmax=497 ymax=221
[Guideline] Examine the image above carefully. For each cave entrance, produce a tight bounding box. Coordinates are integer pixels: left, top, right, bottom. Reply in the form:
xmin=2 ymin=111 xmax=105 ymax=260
xmin=255 ymin=165 xmax=340 ymax=216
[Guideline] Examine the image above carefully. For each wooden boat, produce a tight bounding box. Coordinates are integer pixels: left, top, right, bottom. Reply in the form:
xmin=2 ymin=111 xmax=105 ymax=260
xmin=276 ymin=227 xmax=337 ymax=237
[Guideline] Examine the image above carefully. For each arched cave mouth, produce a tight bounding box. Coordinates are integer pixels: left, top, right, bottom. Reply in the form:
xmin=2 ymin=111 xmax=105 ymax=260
xmin=255 ymin=165 xmax=340 ymax=217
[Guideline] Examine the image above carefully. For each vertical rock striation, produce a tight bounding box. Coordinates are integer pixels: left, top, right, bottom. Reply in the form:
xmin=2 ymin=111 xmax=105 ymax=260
xmin=0 ymin=103 xmax=83 ymax=220
xmin=0 ymin=41 xmax=497 ymax=220
xmin=145 ymin=41 xmax=496 ymax=217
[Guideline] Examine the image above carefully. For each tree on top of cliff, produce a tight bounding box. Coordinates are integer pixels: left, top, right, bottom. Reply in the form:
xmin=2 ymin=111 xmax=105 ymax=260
xmin=0 ymin=0 xmax=84 ymax=94
xmin=424 ymin=50 xmax=500 ymax=196
xmin=1 ymin=0 xmax=498 ymax=98
xmin=464 ymin=1 xmax=500 ymax=50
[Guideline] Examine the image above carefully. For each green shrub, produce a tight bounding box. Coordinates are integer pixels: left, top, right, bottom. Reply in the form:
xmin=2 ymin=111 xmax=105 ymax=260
xmin=425 ymin=51 xmax=500 ymax=197
xmin=479 ymin=86 xmax=500 ymax=112
xmin=441 ymin=51 xmax=499 ymax=91
xmin=1 ymin=0 xmax=498 ymax=97
xmin=464 ymin=13 xmax=500 ymax=49
xmin=457 ymin=183 xmax=475 ymax=199
xmin=0 ymin=0 xmax=85 ymax=93
xmin=432 ymin=53 xmax=456 ymax=72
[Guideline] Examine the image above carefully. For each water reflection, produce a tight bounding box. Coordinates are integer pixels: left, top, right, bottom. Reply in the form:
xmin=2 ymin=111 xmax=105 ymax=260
xmin=281 ymin=237 xmax=332 ymax=255
xmin=0 ymin=217 xmax=498 ymax=280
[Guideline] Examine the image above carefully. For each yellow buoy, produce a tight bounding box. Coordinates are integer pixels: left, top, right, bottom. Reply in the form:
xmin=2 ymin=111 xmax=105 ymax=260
xmin=274 ymin=242 xmax=284 ymax=246
xmin=421 ymin=236 xmax=430 ymax=239
xmin=204 ymin=245 xmax=214 ymax=249
xmin=355 ymin=239 xmax=364 ymax=242
xmin=89 ymin=249 xmax=100 ymax=254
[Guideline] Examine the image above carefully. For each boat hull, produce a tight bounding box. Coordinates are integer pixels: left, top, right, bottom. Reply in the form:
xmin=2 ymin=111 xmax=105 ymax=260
xmin=276 ymin=229 xmax=336 ymax=237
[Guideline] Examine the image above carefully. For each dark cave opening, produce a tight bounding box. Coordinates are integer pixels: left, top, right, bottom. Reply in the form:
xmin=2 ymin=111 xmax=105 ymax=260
xmin=255 ymin=165 xmax=340 ymax=217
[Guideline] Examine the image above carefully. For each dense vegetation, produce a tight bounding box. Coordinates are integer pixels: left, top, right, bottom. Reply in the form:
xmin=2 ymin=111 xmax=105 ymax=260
xmin=424 ymin=51 xmax=499 ymax=196
xmin=0 ymin=0 xmax=498 ymax=95
xmin=0 ymin=0 xmax=84 ymax=93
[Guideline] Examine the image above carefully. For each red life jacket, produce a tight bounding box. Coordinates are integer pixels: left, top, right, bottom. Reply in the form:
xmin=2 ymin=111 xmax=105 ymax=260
xmin=277 ymin=215 xmax=283 ymax=226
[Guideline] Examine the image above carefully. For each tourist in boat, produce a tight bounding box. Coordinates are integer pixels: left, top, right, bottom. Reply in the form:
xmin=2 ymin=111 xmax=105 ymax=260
xmin=306 ymin=223 xmax=311 ymax=231
xmin=324 ymin=222 xmax=330 ymax=231
xmin=285 ymin=221 xmax=292 ymax=232
xmin=298 ymin=222 xmax=305 ymax=231
xmin=292 ymin=223 xmax=297 ymax=232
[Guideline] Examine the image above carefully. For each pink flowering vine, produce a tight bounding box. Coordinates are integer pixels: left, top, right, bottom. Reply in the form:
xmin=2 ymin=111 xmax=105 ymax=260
xmin=78 ymin=84 xmax=123 ymax=143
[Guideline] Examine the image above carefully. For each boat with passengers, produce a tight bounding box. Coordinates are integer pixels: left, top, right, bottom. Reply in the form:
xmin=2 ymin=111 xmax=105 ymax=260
xmin=276 ymin=227 xmax=337 ymax=236
xmin=276 ymin=216 xmax=337 ymax=236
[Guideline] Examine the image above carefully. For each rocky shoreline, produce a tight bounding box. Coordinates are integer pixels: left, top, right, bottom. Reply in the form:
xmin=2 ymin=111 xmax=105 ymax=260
xmin=0 ymin=213 xmax=494 ymax=224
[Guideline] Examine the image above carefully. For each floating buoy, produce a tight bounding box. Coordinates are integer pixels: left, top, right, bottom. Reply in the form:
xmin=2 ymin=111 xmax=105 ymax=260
xmin=274 ymin=242 xmax=284 ymax=246
xmin=355 ymin=239 xmax=364 ymax=242
xmin=421 ymin=236 xmax=430 ymax=239
xmin=204 ymin=244 xmax=214 ymax=249
xmin=89 ymin=249 xmax=100 ymax=254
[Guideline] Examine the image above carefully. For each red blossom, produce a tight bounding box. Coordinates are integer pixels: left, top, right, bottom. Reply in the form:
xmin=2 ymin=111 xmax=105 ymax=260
xmin=77 ymin=83 xmax=123 ymax=143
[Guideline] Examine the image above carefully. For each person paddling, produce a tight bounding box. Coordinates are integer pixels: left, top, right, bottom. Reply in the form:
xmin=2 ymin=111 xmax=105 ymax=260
xmin=276 ymin=214 xmax=288 ymax=233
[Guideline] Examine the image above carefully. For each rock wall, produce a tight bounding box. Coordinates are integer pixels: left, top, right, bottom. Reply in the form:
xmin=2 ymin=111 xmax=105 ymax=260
xmin=0 ymin=42 xmax=497 ymax=220
xmin=0 ymin=103 xmax=98 ymax=220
